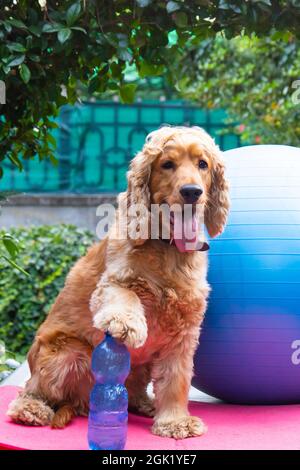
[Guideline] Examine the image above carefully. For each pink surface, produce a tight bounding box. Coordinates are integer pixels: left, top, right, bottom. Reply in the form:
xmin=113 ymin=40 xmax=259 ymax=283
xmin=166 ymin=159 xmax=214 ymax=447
xmin=1 ymin=386 xmax=300 ymax=450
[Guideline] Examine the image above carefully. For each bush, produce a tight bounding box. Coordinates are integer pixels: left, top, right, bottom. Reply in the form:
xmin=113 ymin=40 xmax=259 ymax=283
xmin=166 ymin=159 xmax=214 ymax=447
xmin=178 ymin=34 xmax=300 ymax=146
xmin=0 ymin=224 xmax=94 ymax=355
xmin=0 ymin=340 xmax=21 ymax=383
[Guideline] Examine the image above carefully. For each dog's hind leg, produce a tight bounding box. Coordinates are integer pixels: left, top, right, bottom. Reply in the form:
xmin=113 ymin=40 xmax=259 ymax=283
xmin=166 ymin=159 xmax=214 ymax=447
xmin=7 ymin=334 xmax=93 ymax=428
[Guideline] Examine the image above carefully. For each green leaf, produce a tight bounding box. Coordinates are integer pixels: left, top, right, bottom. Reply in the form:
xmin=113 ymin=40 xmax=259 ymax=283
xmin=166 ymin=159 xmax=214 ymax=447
xmin=46 ymin=121 xmax=59 ymax=129
xmin=50 ymin=154 xmax=59 ymax=166
xmin=3 ymin=22 xmax=12 ymax=33
xmin=117 ymin=48 xmax=133 ymax=62
xmin=7 ymin=43 xmax=26 ymax=53
xmin=167 ymin=1 xmax=180 ymax=13
xmin=58 ymin=28 xmax=72 ymax=44
xmin=257 ymin=0 xmax=272 ymax=5
xmin=8 ymin=153 xmax=23 ymax=170
xmin=1 ymin=255 xmax=29 ymax=276
xmin=2 ymin=65 xmax=10 ymax=74
xmin=28 ymin=25 xmax=42 ymax=37
xmin=47 ymin=133 xmax=57 ymax=148
xmin=173 ymin=12 xmax=188 ymax=27
xmin=42 ymin=23 xmax=64 ymax=33
xmin=8 ymin=55 xmax=25 ymax=67
xmin=28 ymin=53 xmax=41 ymax=62
xmin=136 ymin=0 xmax=152 ymax=6
xmin=107 ymin=81 xmax=119 ymax=90
xmin=1 ymin=235 xmax=19 ymax=259
xmin=110 ymin=62 xmax=122 ymax=78
xmin=71 ymin=26 xmax=87 ymax=34
xmin=219 ymin=0 xmax=230 ymax=9
xmin=66 ymin=2 xmax=81 ymax=26
xmin=20 ymin=64 xmax=31 ymax=84
xmin=139 ymin=61 xmax=165 ymax=78
xmin=119 ymin=83 xmax=137 ymax=103
xmin=7 ymin=19 xmax=27 ymax=29
xmin=88 ymin=75 xmax=106 ymax=94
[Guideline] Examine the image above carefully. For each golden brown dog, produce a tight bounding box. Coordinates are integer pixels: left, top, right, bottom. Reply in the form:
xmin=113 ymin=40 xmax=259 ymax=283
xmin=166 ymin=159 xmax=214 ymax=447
xmin=7 ymin=126 xmax=229 ymax=439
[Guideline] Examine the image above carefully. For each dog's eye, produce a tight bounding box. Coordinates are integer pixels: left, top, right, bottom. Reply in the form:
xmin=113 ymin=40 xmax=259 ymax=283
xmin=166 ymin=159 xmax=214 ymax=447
xmin=161 ymin=160 xmax=175 ymax=170
xmin=199 ymin=160 xmax=208 ymax=170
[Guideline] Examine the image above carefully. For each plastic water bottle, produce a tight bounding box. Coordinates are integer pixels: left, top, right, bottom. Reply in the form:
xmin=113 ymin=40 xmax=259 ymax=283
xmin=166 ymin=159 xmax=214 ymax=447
xmin=88 ymin=333 xmax=130 ymax=450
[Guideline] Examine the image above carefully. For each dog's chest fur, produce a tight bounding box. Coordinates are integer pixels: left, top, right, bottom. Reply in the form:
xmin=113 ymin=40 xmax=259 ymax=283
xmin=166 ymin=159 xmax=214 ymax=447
xmin=101 ymin=239 xmax=210 ymax=364
xmin=122 ymin=242 xmax=210 ymax=364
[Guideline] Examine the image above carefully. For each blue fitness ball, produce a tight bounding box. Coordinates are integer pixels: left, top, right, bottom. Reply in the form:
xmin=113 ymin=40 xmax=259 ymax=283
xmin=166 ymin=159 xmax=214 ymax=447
xmin=193 ymin=145 xmax=300 ymax=404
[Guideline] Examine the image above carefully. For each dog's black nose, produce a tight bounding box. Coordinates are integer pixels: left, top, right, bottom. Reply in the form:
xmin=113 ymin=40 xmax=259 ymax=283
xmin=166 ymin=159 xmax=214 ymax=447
xmin=179 ymin=185 xmax=203 ymax=204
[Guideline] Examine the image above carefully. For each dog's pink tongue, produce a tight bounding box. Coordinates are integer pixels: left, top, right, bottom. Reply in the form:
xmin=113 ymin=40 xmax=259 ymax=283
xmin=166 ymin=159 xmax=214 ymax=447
xmin=173 ymin=213 xmax=199 ymax=253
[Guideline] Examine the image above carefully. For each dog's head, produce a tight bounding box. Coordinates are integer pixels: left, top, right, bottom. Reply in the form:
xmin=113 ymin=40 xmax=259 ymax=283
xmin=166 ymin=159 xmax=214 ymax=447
xmin=122 ymin=126 xmax=230 ymax=248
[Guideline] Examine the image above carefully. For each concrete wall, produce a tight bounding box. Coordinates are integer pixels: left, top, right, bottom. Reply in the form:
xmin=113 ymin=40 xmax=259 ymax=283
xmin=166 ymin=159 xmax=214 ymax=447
xmin=1 ymin=194 xmax=118 ymax=234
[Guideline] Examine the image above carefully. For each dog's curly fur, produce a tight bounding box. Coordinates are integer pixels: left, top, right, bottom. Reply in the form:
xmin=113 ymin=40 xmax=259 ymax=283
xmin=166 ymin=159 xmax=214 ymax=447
xmin=7 ymin=126 xmax=229 ymax=438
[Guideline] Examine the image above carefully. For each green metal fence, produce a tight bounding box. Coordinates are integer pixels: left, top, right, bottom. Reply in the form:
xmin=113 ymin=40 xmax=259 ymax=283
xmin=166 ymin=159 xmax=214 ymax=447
xmin=1 ymin=101 xmax=241 ymax=193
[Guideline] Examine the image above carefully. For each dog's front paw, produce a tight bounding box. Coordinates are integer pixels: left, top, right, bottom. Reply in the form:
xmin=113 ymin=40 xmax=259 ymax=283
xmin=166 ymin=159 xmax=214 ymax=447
xmin=152 ymin=415 xmax=206 ymax=439
xmin=7 ymin=395 xmax=54 ymax=426
xmin=93 ymin=310 xmax=147 ymax=349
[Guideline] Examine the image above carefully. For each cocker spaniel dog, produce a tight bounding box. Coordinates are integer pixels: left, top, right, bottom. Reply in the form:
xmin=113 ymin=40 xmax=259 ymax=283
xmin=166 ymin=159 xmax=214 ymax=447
xmin=8 ymin=126 xmax=229 ymax=439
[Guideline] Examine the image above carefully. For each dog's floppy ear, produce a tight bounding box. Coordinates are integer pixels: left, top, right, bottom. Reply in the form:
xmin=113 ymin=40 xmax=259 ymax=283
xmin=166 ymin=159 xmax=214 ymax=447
xmin=125 ymin=149 xmax=152 ymax=245
xmin=27 ymin=338 xmax=41 ymax=374
xmin=205 ymin=153 xmax=230 ymax=238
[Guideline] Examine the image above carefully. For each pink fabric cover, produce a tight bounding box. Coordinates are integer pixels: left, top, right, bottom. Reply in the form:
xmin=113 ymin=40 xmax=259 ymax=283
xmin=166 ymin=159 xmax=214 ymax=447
xmin=1 ymin=386 xmax=300 ymax=450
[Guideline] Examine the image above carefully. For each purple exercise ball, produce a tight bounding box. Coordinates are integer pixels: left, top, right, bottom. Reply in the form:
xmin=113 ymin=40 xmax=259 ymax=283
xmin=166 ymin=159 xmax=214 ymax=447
xmin=193 ymin=145 xmax=300 ymax=404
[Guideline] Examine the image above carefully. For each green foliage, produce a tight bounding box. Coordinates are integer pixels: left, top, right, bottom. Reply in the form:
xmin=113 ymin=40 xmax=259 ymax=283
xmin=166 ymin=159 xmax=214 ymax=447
xmin=177 ymin=33 xmax=300 ymax=146
xmin=0 ymin=224 xmax=94 ymax=355
xmin=0 ymin=341 xmax=22 ymax=383
xmin=0 ymin=193 xmax=29 ymax=274
xmin=1 ymin=0 xmax=300 ymax=175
